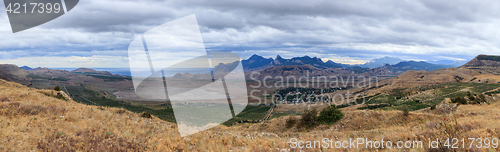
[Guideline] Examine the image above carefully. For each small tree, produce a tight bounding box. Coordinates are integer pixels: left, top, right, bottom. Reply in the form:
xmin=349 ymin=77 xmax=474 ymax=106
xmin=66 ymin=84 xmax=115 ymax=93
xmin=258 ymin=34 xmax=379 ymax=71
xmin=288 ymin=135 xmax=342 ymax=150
xmin=54 ymin=86 xmax=61 ymax=91
xmin=317 ymin=105 xmax=344 ymax=125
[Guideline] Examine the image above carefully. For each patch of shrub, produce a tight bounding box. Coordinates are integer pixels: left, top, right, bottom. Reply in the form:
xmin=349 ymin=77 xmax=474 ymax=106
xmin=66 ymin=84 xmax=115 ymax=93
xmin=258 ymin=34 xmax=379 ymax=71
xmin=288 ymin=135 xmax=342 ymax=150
xmin=317 ymin=105 xmax=343 ymax=125
xmin=140 ymin=112 xmax=152 ymax=118
xmin=54 ymin=86 xmax=61 ymax=91
xmin=285 ymin=116 xmax=296 ymax=128
xmin=298 ymin=109 xmax=318 ymax=129
xmin=451 ymin=97 xmax=467 ymax=105
xmin=295 ymin=105 xmax=345 ymax=130
xmin=56 ymin=93 xmax=66 ymax=101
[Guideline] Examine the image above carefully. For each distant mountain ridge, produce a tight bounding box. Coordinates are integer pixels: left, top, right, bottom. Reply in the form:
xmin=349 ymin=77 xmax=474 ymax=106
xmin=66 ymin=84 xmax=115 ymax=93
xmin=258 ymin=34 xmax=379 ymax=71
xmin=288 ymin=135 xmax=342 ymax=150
xmin=241 ymin=54 xmax=456 ymax=73
xmin=360 ymin=56 xmax=404 ymax=68
xmin=386 ymin=61 xmax=451 ymax=72
xmin=71 ymin=67 xmax=114 ymax=76
xmin=241 ymin=54 xmax=349 ymax=71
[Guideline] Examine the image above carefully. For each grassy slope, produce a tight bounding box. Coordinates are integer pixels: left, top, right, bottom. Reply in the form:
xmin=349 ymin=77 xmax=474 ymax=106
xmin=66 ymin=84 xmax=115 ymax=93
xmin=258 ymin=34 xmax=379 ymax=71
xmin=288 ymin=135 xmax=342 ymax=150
xmin=362 ymin=83 xmax=500 ymax=111
xmin=31 ymin=71 xmax=270 ymax=126
xmin=2 ymin=79 xmax=500 ymax=151
xmin=0 ymin=79 xmax=283 ymax=151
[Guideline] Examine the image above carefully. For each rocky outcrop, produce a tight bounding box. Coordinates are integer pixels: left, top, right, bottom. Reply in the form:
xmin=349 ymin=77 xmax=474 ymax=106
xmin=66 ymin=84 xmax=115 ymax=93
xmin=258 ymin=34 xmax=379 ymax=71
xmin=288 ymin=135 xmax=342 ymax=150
xmin=461 ymin=55 xmax=500 ymax=68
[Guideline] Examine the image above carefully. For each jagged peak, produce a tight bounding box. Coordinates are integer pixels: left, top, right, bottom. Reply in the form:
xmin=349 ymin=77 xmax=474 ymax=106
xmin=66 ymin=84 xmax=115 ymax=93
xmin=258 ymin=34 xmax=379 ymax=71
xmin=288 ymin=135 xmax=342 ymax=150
xmin=276 ymin=55 xmax=283 ymax=60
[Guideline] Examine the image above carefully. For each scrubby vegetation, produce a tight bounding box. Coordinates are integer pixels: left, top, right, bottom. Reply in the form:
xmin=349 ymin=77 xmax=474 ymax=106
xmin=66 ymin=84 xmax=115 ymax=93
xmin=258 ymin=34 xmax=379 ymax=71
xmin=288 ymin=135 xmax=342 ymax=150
xmin=56 ymin=92 xmax=66 ymax=101
xmin=298 ymin=108 xmax=318 ymax=129
xmin=54 ymin=85 xmax=61 ymax=91
xmin=286 ymin=105 xmax=344 ymax=130
xmin=317 ymin=105 xmax=344 ymax=125
xmin=140 ymin=112 xmax=152 ymax=118
xmin=285 ymin=116 xmax=296 ymax=128
xmin=477 ymin=55 xmax=500 ymax=61
xmin=451 ymin=96 xmax=467 ymax=104
xmin=364 ymin=83 xmax=500 ymax=111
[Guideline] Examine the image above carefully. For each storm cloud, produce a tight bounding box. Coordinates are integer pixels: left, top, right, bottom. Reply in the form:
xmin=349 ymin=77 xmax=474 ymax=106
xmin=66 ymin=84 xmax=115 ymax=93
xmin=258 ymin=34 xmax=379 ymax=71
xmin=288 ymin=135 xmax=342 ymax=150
xmin=1 ymin=0 xmax=499 ymax=67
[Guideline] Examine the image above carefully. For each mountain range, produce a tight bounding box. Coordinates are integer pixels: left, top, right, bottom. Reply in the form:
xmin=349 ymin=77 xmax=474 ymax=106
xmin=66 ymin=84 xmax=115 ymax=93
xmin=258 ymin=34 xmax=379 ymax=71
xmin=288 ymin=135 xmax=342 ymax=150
xmin=0 ymin=54 xmax=475 ymax=83
xmin=359 ymin=56 xmax=404 ymax=68
xmin=241 ymin=54 xmax=461 ymax=72
xmin=241 ymin=55 xmax=349 ymax=71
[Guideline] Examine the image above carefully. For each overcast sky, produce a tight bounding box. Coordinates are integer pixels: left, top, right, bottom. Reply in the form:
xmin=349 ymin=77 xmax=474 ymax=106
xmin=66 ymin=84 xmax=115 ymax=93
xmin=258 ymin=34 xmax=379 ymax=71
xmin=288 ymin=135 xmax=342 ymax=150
xmin=1 ymin=0 xmax=500 ymax=68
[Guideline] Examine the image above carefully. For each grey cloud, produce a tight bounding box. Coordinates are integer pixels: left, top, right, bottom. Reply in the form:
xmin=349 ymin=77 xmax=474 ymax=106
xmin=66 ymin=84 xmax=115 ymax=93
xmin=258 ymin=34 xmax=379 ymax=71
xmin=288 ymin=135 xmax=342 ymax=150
xmin=1 ymin=0 xmax=500 ymax=64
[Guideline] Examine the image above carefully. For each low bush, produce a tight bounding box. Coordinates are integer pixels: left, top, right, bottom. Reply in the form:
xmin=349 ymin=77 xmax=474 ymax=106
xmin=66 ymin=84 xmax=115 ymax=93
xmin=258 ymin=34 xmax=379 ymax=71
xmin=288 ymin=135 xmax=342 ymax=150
xmin=294 ymin=105 xmax=345 ymax=130
xmin=298 ymin=109 xmax=318 ymax=129
xmin=141 ymin=112 xmax=152 ymax=118
xmin=451 ymin=97 xmax=467 ymax=105
xmin=54 ymin=86 xmax=61 ymax=91
xmin=317 ymin=105 xmax=344 ymax=125
xmin=56 ymin=93 xmax=66 ymax=101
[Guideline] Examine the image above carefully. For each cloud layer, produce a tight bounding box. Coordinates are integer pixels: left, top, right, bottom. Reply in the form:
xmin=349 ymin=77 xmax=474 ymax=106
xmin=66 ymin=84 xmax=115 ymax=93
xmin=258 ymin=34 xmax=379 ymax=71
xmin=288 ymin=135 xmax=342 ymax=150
xmin=1 ymin=0 xmax=500 ymax=67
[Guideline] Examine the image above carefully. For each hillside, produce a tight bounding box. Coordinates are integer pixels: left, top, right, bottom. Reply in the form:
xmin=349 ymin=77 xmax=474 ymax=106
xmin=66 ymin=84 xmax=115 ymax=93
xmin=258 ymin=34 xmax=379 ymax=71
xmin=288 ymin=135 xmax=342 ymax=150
xmin=2 ymin=78 xmax=500 ymax=151
xmin=461 ymin=55 xmax=500 ymax=75
xmin=0 ymin=64 xmax=30 ymax=85
xmin=462 ymin=55 xmax=500 ymax=67
xmin=0 ymin=79 xmax=270 ymax=151
xmin=71 ymin=67 xmax=115 ymax=76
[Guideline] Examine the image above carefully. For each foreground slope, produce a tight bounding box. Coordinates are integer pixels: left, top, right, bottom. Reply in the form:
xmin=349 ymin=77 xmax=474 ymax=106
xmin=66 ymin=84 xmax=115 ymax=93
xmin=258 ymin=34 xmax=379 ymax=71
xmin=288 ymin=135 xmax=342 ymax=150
xmin=2 ymin=78 xmax=500 ymax=151
xmin=0 ymin=79 xmax=260 ymax=151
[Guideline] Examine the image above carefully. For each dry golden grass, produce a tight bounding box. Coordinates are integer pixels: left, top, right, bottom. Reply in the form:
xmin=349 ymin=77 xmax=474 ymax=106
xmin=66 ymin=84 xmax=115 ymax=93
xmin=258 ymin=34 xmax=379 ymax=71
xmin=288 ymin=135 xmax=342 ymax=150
xmin=2 ymin=78 xmax=500 ymax=151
